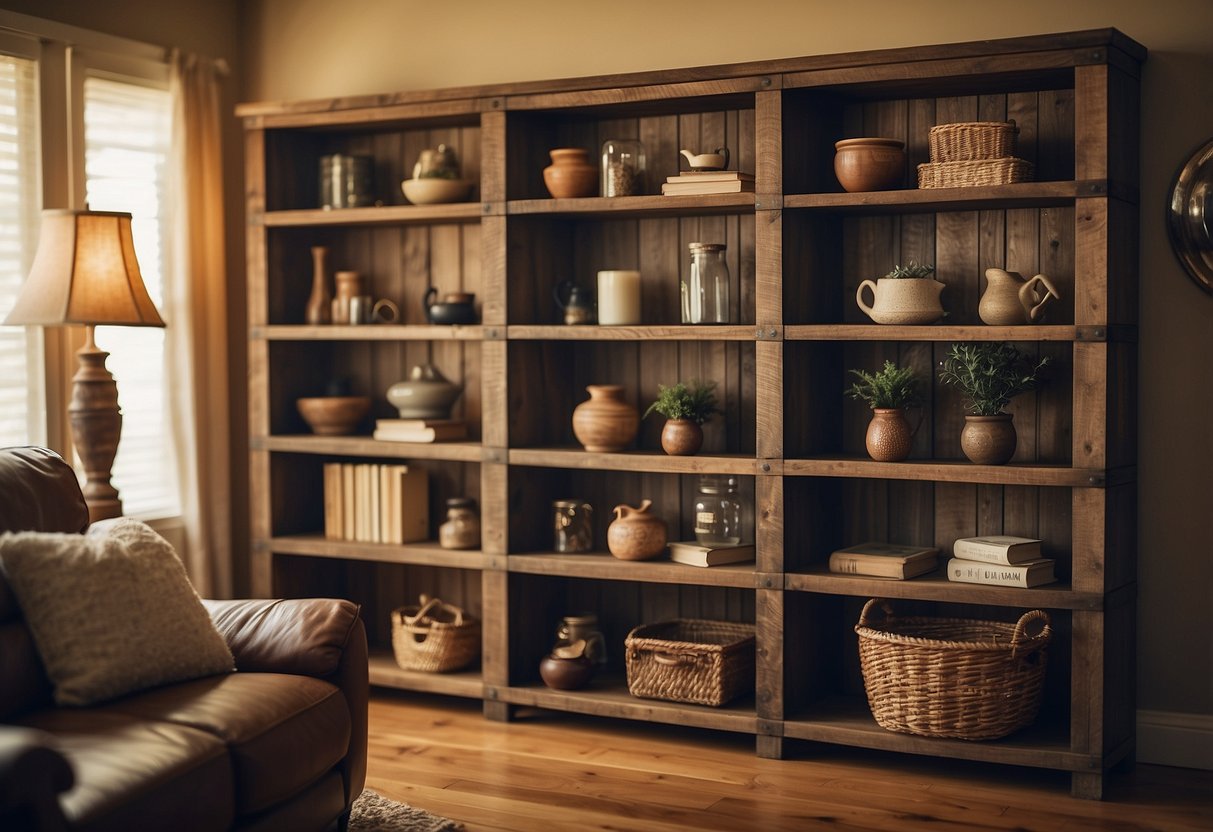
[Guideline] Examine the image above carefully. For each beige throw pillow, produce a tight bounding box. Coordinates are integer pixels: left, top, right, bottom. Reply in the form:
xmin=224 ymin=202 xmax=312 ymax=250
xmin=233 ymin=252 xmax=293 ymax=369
xmin=0 ymin=518 xmax=234 ymax=706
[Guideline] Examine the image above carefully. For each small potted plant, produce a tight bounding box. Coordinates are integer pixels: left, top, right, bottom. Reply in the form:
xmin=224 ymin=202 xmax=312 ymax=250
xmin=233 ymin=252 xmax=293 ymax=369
xmin=846 ymin=360 xmax=922 ymax=462
xmin=938 ymin=342 xmax=1049 ymax=464
xmin=856 ymin=260 xmax=946 ymax=325
xmin=643 ymin=380 xmax=719 ymax=455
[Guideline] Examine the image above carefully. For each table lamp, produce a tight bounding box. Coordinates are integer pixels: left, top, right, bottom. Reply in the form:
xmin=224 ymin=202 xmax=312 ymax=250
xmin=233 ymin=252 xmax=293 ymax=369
xmin=3 ymin=209 xmax=165 ymax=521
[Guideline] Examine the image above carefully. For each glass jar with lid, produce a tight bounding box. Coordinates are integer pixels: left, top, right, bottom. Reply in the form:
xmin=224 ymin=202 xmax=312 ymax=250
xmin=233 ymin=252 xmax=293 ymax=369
xmin=682 ymin=242 xmax=731 ymax=324
xmin=693 ymin=474 xmax=743 ymax=545
xmin=438 ymin=497 xmax=480 ymax=550
xmin=553 ymin=499 xmax=593 ymax=553
xmin=600 ymin=139 xmax=646 ymax=197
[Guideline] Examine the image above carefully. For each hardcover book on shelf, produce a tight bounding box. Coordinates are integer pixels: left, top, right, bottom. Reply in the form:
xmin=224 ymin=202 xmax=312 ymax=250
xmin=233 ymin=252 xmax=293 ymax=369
xmin=665 ymin=171 xmax=754 ymax=184
xmin=946 ymin=557 xmax=1057 ymax=588
xmin=661 ymin=180 xmax=755 ymax=196
xmin=373 ymin=418 xmax=467 ymax=443
xmin=323 ymin=462 xmax=343 ymax=540
xmin=952 ymin=535 xmax=1043 ymax=564
xmin=323 ymin=462 xmax=428 ymax=544
xmin=667 ymin=540 xmax=755 ymax=567
xmin=828 ymin=542 xmax=940 ymax=579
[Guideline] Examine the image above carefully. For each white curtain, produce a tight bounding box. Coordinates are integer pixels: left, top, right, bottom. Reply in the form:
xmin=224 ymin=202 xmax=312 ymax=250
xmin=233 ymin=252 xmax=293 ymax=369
xmin=166 ymin=50 xmax=231 ymax=597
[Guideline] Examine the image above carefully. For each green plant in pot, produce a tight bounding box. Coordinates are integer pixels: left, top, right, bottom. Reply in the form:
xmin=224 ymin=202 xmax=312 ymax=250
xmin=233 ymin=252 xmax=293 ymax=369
xmin=846 ymin=360 xmax=923 ymax=462
xmin=643 ymin=380 xmax=719 ymax=456
xmin=938 ymin=342 xmax=1049 ymax=464
xmin=856 ymin=260 xmax=946 ymax=325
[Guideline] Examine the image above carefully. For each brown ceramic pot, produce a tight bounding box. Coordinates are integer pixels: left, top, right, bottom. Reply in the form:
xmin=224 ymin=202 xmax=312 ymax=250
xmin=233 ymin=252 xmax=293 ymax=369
xmin=660 ymin=419 xmax=703 ymax=456
xmin=543 ymin=148 xmax=597 ymax=198
xmin=833 ymin=138 xmax=906 ymax=192
xmin=296 ymin=395 xmax=370 ymax=435
xmin=865 ymin=408 xmax=915 ymax=462
xmin=572 ymin=385 xmax=639 ymax=452
xmin=960 ymin=413 xmax=1017 ymax=465
xmin=606 ymin=499 xmax=667 ymax=561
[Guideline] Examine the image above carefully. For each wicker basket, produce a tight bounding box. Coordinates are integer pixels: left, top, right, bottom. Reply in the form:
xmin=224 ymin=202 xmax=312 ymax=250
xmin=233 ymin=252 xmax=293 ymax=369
xmin=391 ymin=595 xmax=481 ymax=673
xmin=855 ymin=599 xmax=1050 ymax=740
xmin=917 ymin=158 xmax=1033 ymax=188
xmin=625 ymin=619 xmax=755 ymax=707
xmin=928 ymin=120 xmax=1018 ymax=162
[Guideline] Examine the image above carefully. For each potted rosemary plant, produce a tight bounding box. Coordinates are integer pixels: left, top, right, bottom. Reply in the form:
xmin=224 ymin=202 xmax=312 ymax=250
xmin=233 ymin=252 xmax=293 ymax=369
xmin=643 ymin=380 xmax=719 ymax=456
xmin=846 ymin=360 xmax=923 ymax=461
xmin=938 ymin=342 xmax=1049 ymax=464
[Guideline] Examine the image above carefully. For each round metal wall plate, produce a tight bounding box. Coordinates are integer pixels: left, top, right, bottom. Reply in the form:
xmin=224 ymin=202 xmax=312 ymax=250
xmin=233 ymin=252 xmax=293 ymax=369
xmin=1167 ymin=137 xmax=1213 ymax=295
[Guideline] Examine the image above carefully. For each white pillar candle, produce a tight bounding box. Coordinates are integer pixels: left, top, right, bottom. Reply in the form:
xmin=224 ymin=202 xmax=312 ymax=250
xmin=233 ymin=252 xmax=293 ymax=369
xmin=597 ymin=270 xmax=641 ymax=325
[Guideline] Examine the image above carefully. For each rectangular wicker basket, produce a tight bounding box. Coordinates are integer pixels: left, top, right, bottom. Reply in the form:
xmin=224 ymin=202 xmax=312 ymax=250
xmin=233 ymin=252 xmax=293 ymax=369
xmin=854 ymin=598 xmax=1051 ymax=740
xmin=917 ymin=157 xmax=1033 ymax=188
xmin=391 ymin=595 xmax=481 ymax=673
xmin=928 ymin=120 xmax=1018 ymax=162
xmin=625 ymin=619 xmax=755 ymax=707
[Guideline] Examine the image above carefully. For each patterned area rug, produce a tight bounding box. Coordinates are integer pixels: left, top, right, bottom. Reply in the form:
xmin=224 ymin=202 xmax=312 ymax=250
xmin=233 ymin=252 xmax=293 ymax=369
xmin=348 ymin=789 xmax=463 ymax=832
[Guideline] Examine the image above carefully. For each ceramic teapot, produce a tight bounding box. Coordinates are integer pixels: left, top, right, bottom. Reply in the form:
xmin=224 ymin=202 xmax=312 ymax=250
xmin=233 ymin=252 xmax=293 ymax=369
xmin=979 ymin=268 xmax=1061 ymax=325
xmin=553 ymin=280 xmax=595 ymax=325
xmin=680 ymin=147 xmax=730 ymax=171
xmin=423 ymin=287 xmax=478 ymax=325
xmin=412 ymin=143 xmax=460 ymax=179
xmin=856 ymin=276 xmax=946 ymax=325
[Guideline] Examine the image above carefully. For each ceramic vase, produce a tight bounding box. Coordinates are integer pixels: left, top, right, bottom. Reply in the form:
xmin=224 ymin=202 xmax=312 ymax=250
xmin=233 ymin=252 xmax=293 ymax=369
xmin=305 ymin=246 xmax=332 ymax=324
xmin=543 ymin=148 xmax=597 ymax=199
xmin=960 ymin=413 xmax=1017 ymax=465
xmin=865 ymin=408 xmax=915 ymax=462
xmin=606 ymin=499 xmax=667 ymax=561
xmin=660 ymin=419 xmax=703 ymax=456
xmin=572 ymin=385 xmax=639 ymax=452
xmin=856 ymin=277 xmax=946 ymax=325
xmin=386 ymin=364 xmax=463 ymax=419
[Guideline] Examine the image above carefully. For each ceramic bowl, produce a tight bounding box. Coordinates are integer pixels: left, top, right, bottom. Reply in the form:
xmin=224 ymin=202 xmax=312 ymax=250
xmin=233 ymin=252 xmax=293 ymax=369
xmin=833 ymin=138 xmax=906 ymax=192
xmin=296 ymin=396 xmax=371 ymax=435
xmin=401 ymin=178 xmax=474 ymax=205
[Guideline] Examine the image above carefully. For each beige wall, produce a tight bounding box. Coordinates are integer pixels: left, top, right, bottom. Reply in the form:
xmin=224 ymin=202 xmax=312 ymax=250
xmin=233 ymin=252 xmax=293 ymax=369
xmin=240 ymin=0 xmax=1213 ymax=721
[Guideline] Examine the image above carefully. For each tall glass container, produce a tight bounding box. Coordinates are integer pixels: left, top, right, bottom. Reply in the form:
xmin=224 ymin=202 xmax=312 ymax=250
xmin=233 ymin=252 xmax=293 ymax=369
xmin=693 ymin=474 xmax=743 ymax=545
xmin=600 ymin=139 xmax=646 ymax=197
xmin=682 ymin=242 xmax=731 ymax=324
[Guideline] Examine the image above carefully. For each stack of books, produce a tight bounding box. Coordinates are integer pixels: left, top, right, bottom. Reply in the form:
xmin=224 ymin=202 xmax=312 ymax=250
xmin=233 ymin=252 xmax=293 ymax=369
xmin=322 ymin=462 xmax=428 ymax=544
xmin=372 ymin=418 xmax=468 ymax=443
xmin=661 ymin=170 xmax=755 ymax=196
xmin=946 ymin=536 xmax=1056 ymax=587
xmin=828 ymin=542 xmax=939 ymax=579
xmin=667 ymin=540 xmax=755 ymax=568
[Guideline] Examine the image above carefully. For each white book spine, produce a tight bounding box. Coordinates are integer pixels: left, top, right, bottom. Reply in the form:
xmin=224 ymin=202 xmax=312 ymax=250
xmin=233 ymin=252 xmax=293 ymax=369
xmin=946 ymin=558 xmax=1043 ymax=588
xmin=952 ymin=539 xmax=1039 ymax=564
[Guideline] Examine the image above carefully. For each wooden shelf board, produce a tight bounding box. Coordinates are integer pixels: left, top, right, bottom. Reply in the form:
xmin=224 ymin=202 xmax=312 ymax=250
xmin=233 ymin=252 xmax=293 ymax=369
xmin=508 ymin=447 xmax=758 ymax=474
xmin=268 ymin=534 xmax=487 ymax=569
xmin=507 ymin=324 xmax=757 ymax=341
xmin=785 ymin=324 xmax=1086 ymax=342
xmin=782 ymin=457 xmax=1097 ymax=487
xmin=368 ymin=652 xmax=485 ymax=698
xmin=256 ymin=324 xmax=486 ymax=341
xmin=261 ymin=203 xmax=483 ymax=227
xmin=784 ymin=567 xmax=1101 ymax=610
xmin=507 ymin=192 xmax=754 ymax=218
xmin=498 ymin=677 xmax=758 ymax=734
xmin=783 ymin=181 xmax=1100 ymax=213
xmin=783 ymin=698 xmax=1088 ymax=771
xmin=508 ymin=551 xmax=755 ymax=588
xmin=257 ymin=435 xmax=484 ymax=462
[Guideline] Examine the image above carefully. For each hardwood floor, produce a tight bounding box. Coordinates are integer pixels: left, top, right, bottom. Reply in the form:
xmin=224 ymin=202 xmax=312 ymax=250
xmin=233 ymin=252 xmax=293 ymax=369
xmin=365 ymin=691 xmax=1212 ymax=831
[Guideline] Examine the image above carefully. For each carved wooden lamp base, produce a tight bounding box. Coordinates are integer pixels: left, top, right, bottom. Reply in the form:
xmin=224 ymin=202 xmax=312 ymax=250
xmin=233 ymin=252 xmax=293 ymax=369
xmin=69 ymin=325 xmax=123 ymax=522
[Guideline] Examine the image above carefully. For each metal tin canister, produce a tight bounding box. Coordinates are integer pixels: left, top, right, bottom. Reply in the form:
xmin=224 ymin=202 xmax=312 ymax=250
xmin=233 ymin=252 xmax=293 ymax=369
xmin=319 ymin=154 xmax=374 ymax=208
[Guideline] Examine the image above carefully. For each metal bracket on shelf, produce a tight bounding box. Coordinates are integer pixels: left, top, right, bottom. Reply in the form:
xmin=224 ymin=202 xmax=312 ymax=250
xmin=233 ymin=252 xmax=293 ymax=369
xmin=754 ymin=326 xmax=782 ymax=340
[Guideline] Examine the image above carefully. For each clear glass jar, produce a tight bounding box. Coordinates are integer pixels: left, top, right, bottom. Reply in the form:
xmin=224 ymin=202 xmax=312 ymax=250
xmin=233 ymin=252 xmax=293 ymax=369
xmin=553 ymin=499 xmax=593 ymax=553
xmin=438 ymin=497 xmax=479 ymax=550
xmin=694 ymin=474 xmax=742 ymax=545
xmin=600 ymin=139 xmax=646 ymax=197
xmin=682 ymin=242 xmax=731 ymax=324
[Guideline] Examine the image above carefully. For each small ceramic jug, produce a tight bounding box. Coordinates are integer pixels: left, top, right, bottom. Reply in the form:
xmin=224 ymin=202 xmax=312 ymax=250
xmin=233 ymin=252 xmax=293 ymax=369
xmin=979 ymin=269 xmax=1061 ymax=325
xmin=606 ymin=499 xmax=667 ymax=561
xmin=553 ymin=280 xmax=596 ymax=325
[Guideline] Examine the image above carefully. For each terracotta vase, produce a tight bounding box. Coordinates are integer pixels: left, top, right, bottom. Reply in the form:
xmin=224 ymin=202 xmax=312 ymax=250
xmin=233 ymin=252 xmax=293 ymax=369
xmin=543 ymin=148 xmax=597 ymax=199
xmin=856 ymin=277 xmax=946 ymax=325
xmin=305 ymin=246 xmax=332 ymax=324
xmin=833 ymin=138 xmax=906 ymax=192
xmin=961 ymin=413 xmax=1017 ymax=465
xmin=572 ymin=385 xmax=639 ymax=452
xmin=606 ymin=499 xmax=667 ymax=561
xmin=660 ymin=419 xmax=703 ymax=456
xmin=865 ymin=408 xmax=916 ymax=462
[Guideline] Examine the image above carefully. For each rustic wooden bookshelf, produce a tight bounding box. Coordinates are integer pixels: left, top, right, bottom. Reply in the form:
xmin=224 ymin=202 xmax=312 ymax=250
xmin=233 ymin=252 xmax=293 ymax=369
xmin=241 ymin=28 xmax=1143 ymax=798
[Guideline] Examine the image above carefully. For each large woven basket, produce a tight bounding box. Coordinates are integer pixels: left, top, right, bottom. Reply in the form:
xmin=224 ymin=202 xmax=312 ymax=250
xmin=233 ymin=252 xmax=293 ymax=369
xmin=928 ymin=120 xmax=1018 ymax=162
xmin=917 ymin=158 xmax=1033 ymax=188
xmin=625 ymin=619 xmax=755 ymax=707
xmin=391 ymin=595 xmax=481 ymax=673
xmin=855 ymin=599 xmax=1050 ymax=740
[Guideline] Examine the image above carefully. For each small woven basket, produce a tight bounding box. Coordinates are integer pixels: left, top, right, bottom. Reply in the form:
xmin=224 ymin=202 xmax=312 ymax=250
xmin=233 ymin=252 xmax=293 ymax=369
xmin=928 ymin=120 xmax=1018 ymax=162
xmin=625 ymin=619 xmax=755 ymax=707
xmin=917 ymin=157 xmax=1033 ymax=188
xmin=391 ymin=595 xmax=481 ymax=673
xmin=855 ymin=599 xmax=1050 ymax=740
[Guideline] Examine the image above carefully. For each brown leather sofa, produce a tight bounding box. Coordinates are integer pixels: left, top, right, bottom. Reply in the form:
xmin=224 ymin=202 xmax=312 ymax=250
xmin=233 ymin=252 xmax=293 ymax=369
xmin=0 ymin=447 xmax=368 ymax=831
